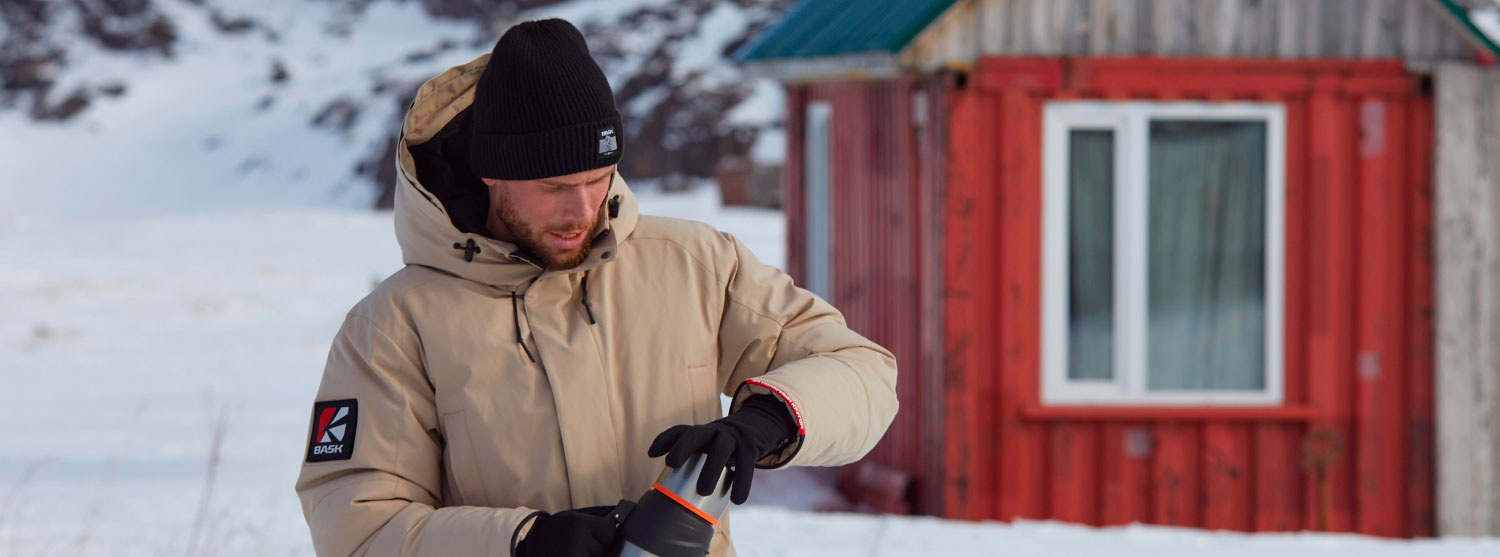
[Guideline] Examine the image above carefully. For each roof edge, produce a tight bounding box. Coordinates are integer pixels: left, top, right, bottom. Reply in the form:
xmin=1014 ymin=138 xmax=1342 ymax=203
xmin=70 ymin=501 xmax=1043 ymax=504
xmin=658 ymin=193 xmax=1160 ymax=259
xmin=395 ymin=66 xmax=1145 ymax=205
xmin=732 ymin=0 xmax=820 ymax=63
xmin=734 ymin=0 xmax=961 ymax=64
xmin=740 ymin=51 xmax=902 ymax=82
xmin=887 ymin=0 xmax=962 ymax=55
xmin=1430 ymin=0 xmax=1500 ymax=64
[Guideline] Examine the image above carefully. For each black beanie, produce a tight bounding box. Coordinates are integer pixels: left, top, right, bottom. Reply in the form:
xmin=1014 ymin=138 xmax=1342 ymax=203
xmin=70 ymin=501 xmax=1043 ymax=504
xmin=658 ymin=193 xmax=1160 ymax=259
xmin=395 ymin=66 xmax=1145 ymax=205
xmin=469 ymin=19 xmax=623 ymax=180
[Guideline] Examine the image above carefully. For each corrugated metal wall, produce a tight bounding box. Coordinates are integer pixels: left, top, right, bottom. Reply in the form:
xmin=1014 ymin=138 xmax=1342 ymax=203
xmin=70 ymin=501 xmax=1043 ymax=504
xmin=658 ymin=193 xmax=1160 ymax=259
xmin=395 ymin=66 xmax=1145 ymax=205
xmin=787 ymin=57 xmax=1437 ymax=537
xmin=783 ymin=77 xmax=948 ymax=514
xmin=938 ymin=58 xmax=1436 ymax=537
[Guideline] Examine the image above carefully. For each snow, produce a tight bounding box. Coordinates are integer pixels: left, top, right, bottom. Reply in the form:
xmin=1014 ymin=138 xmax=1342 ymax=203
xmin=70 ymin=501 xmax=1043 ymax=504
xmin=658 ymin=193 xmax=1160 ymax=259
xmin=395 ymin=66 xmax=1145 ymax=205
xmin=735 ymin=507 xmax=1500 ymax=556
xmin=0 ymin=0 xmax=494 ymax=219
xmin=0 ymin=186 xmax=785 ymax=555
xmin=725 ymin=79 xmax=785 ymax=128
xmin=727 ymin=79 xmax=788 ymax=164
xmin=2 ymin=0 xmax=1494 ymax=554
xmin=7 ymin=187 xmax=1500 ymax=554
xmin=536 ymin=0 xmax=679 ymax=29
xmin=526 ymin=0 xmax=681 ymax=89
xmin=1 ymin=209 xmax=394 ymax=554
xmin=672 ymin=2 xmax=751 ymax=87
xmin=0 ymin=0 xmax=786 ymax=221
xmin=750 ymin=126 xmax=787 ymax=164
xmin=522 ymin=0 xmax=786 ymax=166
xmin=625 ymin=84 xmax=672 ymax=119
xmin=1475 ymin=7 xmax=1500 ymax=49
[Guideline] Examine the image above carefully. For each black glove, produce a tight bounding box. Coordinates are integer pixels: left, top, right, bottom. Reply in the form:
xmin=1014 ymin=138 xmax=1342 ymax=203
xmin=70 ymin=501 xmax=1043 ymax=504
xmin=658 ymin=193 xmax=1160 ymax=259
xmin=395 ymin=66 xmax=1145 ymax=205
xmin=646 ymin=394 xmax=798 ymax=505
xmin=515 ymin=506 xmax=619 ymax=557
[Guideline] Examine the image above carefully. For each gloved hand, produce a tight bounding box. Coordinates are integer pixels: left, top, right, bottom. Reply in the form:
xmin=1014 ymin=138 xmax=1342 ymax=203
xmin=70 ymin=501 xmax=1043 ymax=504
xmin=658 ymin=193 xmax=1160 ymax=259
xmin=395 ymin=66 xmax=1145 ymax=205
xmin=647 ymin=394 xmax=798 ymax=505
xmin=515 ymin=506 xmax=619 ymax=557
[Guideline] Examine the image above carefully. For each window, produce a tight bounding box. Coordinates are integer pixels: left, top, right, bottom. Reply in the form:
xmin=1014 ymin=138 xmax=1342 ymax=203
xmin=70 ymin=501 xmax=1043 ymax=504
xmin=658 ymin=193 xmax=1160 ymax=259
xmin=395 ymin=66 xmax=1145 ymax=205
xmin=1042 ymin=102 xmax=1285 ymax=405
xmin=805 ymin=101 xmax=833 ymax=300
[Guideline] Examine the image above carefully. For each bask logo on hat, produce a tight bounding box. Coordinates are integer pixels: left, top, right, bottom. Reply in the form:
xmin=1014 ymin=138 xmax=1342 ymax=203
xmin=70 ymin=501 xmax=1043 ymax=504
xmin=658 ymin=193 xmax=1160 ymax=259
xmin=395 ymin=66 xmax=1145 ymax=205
xmin=305 ymin=399 xmax=358 ymax=462
xmin=598 ymin=126 xmax=618 ymax=157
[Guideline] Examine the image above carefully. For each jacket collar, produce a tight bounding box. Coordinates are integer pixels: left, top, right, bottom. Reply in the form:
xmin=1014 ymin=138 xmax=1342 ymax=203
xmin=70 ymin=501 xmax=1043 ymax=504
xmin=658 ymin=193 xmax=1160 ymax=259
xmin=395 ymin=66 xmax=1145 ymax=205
xmin=392 ymin=54 xmax=641 ymax=289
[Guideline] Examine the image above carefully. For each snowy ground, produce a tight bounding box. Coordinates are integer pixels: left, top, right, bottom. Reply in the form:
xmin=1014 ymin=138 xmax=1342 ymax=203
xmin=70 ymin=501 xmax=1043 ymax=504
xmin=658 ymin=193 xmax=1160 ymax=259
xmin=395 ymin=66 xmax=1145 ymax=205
xmin=8 ymin=0 xmax=1492 ymax=554
xmin=0 ymin=185 xmax=778 ymax=555
xmin=5 ymin=185 xmax=1500 ymax=556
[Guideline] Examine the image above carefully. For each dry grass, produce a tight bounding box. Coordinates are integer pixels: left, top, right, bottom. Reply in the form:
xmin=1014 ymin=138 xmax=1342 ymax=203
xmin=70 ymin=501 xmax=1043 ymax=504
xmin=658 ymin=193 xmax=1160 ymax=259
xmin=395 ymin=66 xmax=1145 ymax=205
xmin=186 ymin=398 xmax=231 ymax=557
xmin=0 ymin=457 xmax=51 ymax=555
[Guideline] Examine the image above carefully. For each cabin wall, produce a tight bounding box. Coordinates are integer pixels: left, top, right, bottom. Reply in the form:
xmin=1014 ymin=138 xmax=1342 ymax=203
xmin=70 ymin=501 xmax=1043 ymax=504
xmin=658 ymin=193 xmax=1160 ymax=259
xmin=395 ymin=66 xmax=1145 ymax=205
xmin=1434 ymin=61 xmax=1500 ymax=537
xmin=782 ymin=77 xmax=949 ymax=515
xmin=902 ymin=0 xmax=1478 ymax=71
xmin=933 ymin=58 xmax=1436 ymax=536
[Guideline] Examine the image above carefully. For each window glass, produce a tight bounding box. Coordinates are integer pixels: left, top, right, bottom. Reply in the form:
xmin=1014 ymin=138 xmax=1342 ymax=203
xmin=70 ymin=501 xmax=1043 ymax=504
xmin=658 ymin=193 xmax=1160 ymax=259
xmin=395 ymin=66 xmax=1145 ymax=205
xmin=1067 ymin=129 xmax=1115 ymax=381
xmin=1146 ymin=120 xmax=1267 ymax=391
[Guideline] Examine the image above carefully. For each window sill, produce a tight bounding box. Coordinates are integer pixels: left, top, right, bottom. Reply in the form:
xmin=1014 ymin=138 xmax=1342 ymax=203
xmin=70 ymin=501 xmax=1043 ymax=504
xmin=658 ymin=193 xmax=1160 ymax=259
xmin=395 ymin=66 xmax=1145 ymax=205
xmin=1021 ymin=404 xmax=1317 ymax=422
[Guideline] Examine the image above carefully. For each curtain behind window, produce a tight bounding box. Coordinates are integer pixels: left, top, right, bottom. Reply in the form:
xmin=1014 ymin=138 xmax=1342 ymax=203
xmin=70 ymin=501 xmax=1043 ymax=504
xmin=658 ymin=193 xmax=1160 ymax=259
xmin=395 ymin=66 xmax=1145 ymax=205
xmin=1068 ymin=130 xmax=1115 ymax=381
xmin=1146 ymin=120 xmax=1267 ymax=390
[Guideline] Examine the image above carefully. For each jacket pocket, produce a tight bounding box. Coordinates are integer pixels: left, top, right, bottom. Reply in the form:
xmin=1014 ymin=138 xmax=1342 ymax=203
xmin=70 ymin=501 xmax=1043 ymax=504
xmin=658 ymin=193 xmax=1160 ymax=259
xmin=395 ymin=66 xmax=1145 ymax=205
xmin=440 ymin=409 xmax=489 ymax=507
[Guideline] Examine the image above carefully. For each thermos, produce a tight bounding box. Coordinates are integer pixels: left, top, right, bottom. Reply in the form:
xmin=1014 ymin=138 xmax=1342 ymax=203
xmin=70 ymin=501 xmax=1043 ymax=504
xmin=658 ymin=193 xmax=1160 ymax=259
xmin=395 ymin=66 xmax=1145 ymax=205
xmin=609 ymin=452 xmax=733 ymax=557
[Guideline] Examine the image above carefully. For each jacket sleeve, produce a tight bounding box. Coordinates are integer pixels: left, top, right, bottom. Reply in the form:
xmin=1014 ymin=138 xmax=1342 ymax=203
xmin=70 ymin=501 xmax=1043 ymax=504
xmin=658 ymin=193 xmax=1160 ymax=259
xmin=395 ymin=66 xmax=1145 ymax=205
xmin=714 ymin=233 xmax=899 ymax=469
xmin=295 ymin=310 xmax=543 ymax=556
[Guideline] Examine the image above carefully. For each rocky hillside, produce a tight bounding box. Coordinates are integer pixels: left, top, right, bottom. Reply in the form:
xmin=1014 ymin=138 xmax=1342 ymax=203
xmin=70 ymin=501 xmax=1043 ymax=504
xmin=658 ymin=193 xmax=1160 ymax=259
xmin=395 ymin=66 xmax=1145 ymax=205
xmin=0 ymin=0 xmax=792 ymax=213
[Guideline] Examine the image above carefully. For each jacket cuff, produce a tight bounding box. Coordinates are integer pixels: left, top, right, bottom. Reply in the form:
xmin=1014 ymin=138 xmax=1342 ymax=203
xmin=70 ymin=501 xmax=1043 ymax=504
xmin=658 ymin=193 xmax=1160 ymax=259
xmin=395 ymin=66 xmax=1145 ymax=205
xmin=730 ymin=378 xmax=806 ymax=469
xmin=510 ymin=510 xmax=547 ymax=557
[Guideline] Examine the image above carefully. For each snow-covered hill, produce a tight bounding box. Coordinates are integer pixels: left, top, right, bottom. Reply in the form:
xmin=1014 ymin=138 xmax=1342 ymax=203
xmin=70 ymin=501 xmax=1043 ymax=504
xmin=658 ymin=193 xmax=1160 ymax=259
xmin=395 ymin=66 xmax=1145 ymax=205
xmin=0 ymin=0 xmax=789 ymax=217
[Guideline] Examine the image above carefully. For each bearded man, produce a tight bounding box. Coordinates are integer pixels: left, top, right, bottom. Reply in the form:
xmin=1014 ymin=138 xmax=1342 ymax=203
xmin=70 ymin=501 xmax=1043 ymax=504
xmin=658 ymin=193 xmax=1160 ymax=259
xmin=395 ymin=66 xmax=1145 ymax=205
xmin=295 ymin=18 xmax=898 ymax=557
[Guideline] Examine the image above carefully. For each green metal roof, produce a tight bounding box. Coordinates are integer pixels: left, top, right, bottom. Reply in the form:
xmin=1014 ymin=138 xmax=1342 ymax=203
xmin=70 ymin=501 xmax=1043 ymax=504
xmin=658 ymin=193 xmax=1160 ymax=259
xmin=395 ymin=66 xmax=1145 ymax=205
xmin=734 ymin=0 xmax=959 ymax=62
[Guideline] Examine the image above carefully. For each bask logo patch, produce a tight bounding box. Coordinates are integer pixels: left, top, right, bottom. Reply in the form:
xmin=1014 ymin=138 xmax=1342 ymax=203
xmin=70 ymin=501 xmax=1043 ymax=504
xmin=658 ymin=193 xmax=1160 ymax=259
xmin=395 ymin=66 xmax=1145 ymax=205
xmin=597 ymin=126 xmax=618 ymax=157
xmin=305 ymin=399 xmax=357 ymax=462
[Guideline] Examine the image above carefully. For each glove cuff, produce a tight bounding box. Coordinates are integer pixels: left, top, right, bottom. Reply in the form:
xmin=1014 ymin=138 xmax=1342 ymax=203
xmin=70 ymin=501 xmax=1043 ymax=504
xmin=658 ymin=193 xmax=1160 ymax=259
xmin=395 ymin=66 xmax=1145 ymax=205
xmin=729 ymin=380 xmax=807 ymax=468
xmin=731 ymin=394 xmax=799 ymax=455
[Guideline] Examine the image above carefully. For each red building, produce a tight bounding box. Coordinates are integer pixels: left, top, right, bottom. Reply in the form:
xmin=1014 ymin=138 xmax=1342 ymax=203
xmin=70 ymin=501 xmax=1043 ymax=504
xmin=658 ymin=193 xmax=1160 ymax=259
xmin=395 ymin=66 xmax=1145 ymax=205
xmin=737 ymin=0 xmax=1500 ymax=538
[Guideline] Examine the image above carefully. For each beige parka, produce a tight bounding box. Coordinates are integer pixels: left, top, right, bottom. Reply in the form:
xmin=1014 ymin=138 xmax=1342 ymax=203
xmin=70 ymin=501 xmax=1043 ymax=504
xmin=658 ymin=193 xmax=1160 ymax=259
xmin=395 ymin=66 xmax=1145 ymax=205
xmin=294 ymin=53 xmax=899 ymax=556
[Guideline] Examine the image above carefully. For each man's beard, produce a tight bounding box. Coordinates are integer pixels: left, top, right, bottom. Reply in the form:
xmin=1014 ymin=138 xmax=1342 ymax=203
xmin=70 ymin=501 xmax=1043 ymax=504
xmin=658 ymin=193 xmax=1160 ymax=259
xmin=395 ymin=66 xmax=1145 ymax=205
xmin=493 ymin=194 xmax=605 ymax=271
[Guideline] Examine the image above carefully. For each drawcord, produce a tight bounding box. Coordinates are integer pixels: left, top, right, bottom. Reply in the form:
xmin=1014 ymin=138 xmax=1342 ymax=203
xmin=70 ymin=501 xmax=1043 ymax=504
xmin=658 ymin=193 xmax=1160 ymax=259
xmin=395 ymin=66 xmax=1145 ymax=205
xmin=504 ymin=240 xmax=606 ymax=361
xmin=510 ymin=291 xmax=535 ymax=362
xmin=580 ymin=272 xmax=597 ymax=325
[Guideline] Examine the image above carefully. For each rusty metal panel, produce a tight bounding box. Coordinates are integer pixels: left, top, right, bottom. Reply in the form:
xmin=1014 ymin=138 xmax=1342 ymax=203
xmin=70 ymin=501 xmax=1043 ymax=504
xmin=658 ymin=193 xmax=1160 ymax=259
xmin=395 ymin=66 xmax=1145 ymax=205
xmin=793 ymin=78 xmax=937 ymax=514
xmin=1354 ymin=93 xmax=1408 ymax=537
xmin=1404 ymin=92 xmax=1436 ymax=538
xmin=916 ymin=78 xmax=950 ymax=518
xmin=784 ymin=84 xmax=808 ymax=287
xmin=939 ymin=68 xmax=1008 ymax=520
xmin=966 ymin=58 xmax=1433 ymax=536
xmin=1304 ymin=73 xmax=1360 ymax=533
xmin=784 ymin=57 xmax=1435 ymax=537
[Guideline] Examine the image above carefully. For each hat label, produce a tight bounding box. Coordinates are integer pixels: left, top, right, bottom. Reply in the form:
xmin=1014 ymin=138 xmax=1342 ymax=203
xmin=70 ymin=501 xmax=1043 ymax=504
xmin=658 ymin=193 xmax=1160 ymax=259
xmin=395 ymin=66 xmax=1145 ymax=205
xmin=598 ymin=127 xmax=618 ymax=157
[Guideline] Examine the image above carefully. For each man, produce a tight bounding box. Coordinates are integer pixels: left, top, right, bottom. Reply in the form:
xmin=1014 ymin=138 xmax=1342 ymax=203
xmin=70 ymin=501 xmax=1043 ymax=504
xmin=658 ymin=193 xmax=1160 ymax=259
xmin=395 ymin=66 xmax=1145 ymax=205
xmin=295 ymin=19 xmax=897 ymax=557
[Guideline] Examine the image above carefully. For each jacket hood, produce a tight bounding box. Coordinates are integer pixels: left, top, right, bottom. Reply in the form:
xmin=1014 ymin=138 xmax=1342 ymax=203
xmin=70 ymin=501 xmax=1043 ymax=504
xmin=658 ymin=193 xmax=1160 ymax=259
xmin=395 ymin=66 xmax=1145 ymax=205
xmin=392 ymin=53 xmax=640 ymax=289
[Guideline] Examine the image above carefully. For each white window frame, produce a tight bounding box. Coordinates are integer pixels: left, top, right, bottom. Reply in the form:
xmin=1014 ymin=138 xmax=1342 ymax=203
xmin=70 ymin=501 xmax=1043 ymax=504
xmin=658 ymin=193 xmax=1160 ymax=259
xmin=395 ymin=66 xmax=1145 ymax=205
xmin=1041 ymin=101 xmax=1286 ymax=406
xmin=805 ymin=101 xmax=834 ymax=300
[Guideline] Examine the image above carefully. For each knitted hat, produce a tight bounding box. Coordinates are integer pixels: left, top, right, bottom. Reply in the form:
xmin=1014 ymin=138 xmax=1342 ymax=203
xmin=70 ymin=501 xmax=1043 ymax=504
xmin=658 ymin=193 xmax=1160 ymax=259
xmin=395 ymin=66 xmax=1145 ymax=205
xmin=468 ymin=19 xmax=623 ymax=180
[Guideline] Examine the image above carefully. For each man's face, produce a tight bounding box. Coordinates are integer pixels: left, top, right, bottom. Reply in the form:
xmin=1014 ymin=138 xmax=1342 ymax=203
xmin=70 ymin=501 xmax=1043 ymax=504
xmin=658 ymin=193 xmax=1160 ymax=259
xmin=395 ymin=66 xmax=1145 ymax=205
xmin=482 ymin=165 xmax=614 ymax=270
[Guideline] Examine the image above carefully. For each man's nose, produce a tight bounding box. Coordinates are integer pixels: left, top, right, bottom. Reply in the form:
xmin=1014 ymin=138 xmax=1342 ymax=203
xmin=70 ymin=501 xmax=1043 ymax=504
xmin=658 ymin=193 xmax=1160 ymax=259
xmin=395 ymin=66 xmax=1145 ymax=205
xmin=560 ymin=187 xmax=595 ymax=222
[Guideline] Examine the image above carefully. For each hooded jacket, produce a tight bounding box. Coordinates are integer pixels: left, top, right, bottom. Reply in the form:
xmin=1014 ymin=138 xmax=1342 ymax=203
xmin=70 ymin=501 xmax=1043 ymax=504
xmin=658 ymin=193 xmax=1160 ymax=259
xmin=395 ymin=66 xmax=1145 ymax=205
xmin=294 ymin=53 xmax=899 ymax=557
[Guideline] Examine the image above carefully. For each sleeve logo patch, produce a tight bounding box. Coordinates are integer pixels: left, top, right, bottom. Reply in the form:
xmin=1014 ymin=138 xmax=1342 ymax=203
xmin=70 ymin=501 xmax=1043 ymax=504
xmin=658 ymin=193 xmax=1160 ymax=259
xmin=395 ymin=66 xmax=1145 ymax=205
xmin=305 ymin=399 xmax=357 ymax=462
